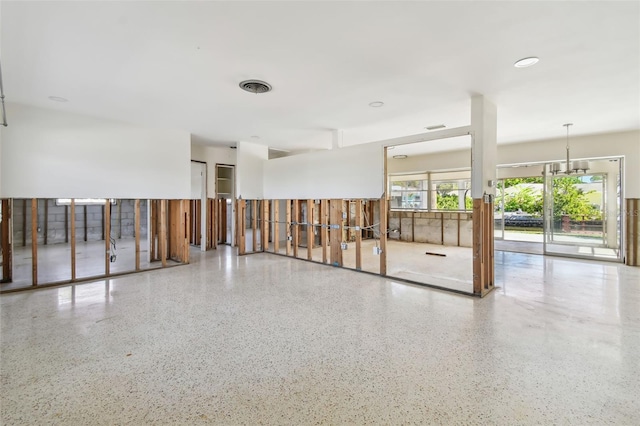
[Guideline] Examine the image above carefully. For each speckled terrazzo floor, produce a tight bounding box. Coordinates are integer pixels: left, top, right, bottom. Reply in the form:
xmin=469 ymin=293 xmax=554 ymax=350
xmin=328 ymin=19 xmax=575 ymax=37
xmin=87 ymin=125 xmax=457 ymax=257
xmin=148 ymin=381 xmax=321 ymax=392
xmin=1 ymin=246 xmax=639 ymax=425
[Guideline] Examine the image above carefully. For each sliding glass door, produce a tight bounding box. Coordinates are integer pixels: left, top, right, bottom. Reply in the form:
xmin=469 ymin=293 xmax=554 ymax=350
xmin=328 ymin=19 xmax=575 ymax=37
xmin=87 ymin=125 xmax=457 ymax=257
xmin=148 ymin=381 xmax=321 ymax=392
xmin=543 ymin=159 xmax=622 ymax=261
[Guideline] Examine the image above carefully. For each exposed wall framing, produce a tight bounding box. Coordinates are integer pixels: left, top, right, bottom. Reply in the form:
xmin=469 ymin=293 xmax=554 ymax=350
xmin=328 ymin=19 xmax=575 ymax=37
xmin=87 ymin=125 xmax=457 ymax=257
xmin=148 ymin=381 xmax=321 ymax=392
xmin=626 ymin=198 xmax=639 ymax=266
xmin=1 ymin=198 xmax=190 ymax=293
xmin=1 ymin=199 xmax=12 ymax=282
xmin=233 ymin=196 xmax=495 ymax=298
xmin=472 ymin=198 xmax=494 ymax=296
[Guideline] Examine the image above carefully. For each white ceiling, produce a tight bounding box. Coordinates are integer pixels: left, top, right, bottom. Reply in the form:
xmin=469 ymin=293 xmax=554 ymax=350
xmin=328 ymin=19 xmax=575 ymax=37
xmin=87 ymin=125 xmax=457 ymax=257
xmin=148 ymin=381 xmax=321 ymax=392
xmin=2 ymin=1 xmax=638 ymax=153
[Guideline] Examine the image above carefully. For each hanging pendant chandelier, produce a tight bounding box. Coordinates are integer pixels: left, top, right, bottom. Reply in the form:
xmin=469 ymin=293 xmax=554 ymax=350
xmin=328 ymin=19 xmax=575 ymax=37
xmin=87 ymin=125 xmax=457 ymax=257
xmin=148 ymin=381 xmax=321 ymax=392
xmin=550 ymin=123 xmax=589 ymax=175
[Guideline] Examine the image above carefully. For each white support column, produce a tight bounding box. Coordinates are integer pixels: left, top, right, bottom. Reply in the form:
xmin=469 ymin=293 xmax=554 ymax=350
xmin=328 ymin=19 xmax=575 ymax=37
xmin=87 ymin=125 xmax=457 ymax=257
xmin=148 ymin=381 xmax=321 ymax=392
xmin=471 ymin=95 xmax=497 ymax=199
xmin=471 ymin=95 xmax=497 ymax=296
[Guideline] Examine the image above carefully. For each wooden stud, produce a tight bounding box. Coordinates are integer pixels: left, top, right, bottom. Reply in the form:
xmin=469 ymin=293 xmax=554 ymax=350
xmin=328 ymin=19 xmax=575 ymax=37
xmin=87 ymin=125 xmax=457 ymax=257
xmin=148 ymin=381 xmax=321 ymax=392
xmin=168 ymin=200 xmax=178 ymax=261
xmin=105 ymin=199 xmax=111 ymax=275
xmin=70 ymin=200 xmax=76 ymax=281
xmin=237 ymin=199 xmax=246 ymax=255
xmin=273 ymin=200 xmax=280 ymax=254
xmin=206 ymin=199 xmax=212 ymax=249
xmin=634 ymin=199 xmax=638 ymax=266
xmin=355 ymin=199 xmax=362 ymax=270
xmin=285 ymin=200 xmax=292 ymax=256
xmin=234 ymin=200 xmax=239 ymax=248
xmin=214 ymin=199 xmax=219 ymax=248
xmin=160 ymin=199 xmax=167 ymax=267
xmin=101 ymin=203 xmax=105 ymax=241
xmin=307 ymin=199 xmax=313 ymax=261
xmin=626 ymin=199 xmax=639 ymax=266
xmin=1 ymin=199 xmax=12 ymax=282
xmin=483 ymin=201 xmax=490 ymax=289
xmin=472 ymin=198 xmax=483 ymax=295
xmin=183 ymin=199 xmax=190 ymax=263
xmin=341 ymin=200 xmax=347 ymax=243
xmin=251 ymin=200 xmax=258 ymax=252
xmin=292 ymin=200 xmax=299 ymax=258
xmin=329 ymin=199 xmax=342 ymax=267
xmin=212 ymin=199 xmax=216 ymax=248
xmin=321 ymin=199 xmax=328 ymax=264
xmin=263 ymin=199 xmax=270 ymax=252
xmin=150 ymin=200 xmax=157 ymax=261
xmin=625 ymin=199 xmax=630 ymax=265
xmin=135 ymin=199 xmax=141 ymax=271
xmin=220 ymin=198 xmax=227 ymax=244
xmin=118 ymin=200 xmax=122 ymax=239
xmin=22 ymin=200 xmax=26 ymax=247
xmin=31 ymin=199 xmax=37 ymax=286
xmin=189 ymin=200 xmax=193 ymax=245
xmin=379 ymin=195 xmax=387 ymax=276
xmin=64 ymin=205 xmax=68 ymax=243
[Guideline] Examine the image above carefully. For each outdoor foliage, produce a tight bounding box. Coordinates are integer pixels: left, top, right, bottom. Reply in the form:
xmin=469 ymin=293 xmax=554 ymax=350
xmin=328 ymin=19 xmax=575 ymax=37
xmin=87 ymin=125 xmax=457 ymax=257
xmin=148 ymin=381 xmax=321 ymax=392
xmin=552 ymin=177 xmax=602 ymax=220
xmin=501 ymin=176 xmax=602 ymax=220
xmin=436 ymin=193 xmax=473 ymax=210
xmin=503 ymin=186 xmax=543 ymax=215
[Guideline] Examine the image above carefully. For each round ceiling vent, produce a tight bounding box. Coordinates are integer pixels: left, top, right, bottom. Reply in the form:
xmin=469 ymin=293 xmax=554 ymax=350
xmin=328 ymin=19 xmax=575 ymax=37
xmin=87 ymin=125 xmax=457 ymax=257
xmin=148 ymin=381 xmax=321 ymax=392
xmin=239 ymin=79 xmax=272 ymax=94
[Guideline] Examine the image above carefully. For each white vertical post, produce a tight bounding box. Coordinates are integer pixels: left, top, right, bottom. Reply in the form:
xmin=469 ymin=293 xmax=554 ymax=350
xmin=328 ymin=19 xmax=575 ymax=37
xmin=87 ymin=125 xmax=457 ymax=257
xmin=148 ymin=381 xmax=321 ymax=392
xmin=471 ymin=95 xmax=497 ymax=199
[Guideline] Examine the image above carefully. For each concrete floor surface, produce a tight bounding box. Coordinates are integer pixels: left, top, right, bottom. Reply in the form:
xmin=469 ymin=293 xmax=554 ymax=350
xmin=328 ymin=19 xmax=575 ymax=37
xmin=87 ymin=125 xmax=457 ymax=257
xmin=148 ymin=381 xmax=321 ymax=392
xmin=1 ymin=245 xmax=639 ymax=424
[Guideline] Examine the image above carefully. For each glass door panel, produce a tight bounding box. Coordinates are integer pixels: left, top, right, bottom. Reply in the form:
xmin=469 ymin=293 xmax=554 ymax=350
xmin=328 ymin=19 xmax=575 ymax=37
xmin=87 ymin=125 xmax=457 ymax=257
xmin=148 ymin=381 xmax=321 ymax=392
xmin=494 ymin=179 xmax=505 ymax=240
xmin=543 ymin=158 xmax=621 ymax=261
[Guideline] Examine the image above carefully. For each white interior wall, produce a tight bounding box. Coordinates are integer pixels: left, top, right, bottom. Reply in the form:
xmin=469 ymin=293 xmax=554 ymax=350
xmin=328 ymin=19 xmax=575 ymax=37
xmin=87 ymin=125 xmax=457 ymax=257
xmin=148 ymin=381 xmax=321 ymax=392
xmin=0 ymin=103 xmax=191 ymax=198
xmin=236 ymin=141 xmax=268 ymax=200
xmin=263 ymin=143 xmax=384 ymax=200
xmin=388 ymin=149 xmax=471 ymax=175
xmin=190 ymin=162 xmax=204 ymax=200
xmin=190 ymin=142 xmax=237 ymax=198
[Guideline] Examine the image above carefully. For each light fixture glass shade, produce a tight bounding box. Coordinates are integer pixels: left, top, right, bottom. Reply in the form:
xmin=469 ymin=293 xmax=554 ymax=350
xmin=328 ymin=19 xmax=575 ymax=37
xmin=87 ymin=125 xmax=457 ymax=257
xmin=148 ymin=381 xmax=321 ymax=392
xmin=550 ymin=162 xmax=563 ymax=174
xmin=571 ymin=160 xmax=590 ymax=173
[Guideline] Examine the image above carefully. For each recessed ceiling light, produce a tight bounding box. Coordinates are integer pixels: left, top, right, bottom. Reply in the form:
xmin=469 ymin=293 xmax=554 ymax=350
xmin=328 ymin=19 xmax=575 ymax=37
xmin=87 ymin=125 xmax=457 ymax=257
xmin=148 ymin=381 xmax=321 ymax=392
xmin=392 ymin=155 xmax=407 ymax=159
xmin=48 ymin=96 xmax=68 ymax=102
xmin=425 ymin=124 xmax=446 ymax=131
xmin=514 ymin=57 xmax=539 ymax=68
xmin=239 ymin=80 xmax=272 ymax=94
xmin=250 ymin=135 xmax=260 ymax=139
xmin=369 ymin=101 xmax=384 ymax=108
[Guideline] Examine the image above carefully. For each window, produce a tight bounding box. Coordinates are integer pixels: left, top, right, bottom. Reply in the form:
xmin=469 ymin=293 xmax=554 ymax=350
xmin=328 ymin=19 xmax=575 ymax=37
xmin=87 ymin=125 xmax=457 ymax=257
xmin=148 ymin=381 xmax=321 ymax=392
xmin=56 ymin=198 xmax=116 ymax=206
xmin=389 ymin=172 xmax=474 ymax=212
xmin=432 ymin=180 xmax=472 ymax=211
xmin=390 ymin=180 xmax=427 ymax=209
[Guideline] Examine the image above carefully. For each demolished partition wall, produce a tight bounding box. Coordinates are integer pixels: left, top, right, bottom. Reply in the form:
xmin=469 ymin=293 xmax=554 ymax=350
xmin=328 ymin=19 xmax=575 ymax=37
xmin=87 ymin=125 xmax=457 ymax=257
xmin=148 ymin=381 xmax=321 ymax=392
xmin=0 ymin=104 xmax=193 ymax=291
